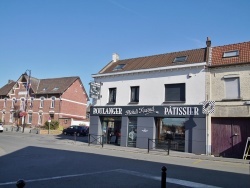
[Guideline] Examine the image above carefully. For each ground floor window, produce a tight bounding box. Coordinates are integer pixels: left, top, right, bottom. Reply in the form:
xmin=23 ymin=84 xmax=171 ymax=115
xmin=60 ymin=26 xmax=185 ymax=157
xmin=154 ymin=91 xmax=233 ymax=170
xmin=156 ymin=117 xmax=187 ymax=152
xmin=128 ymin=117 xmax=137 ymax=147
xmin=101 ymin=117 xmax=121 ymax=145
xmin=28 ymin=113 xmax=32 ymax=124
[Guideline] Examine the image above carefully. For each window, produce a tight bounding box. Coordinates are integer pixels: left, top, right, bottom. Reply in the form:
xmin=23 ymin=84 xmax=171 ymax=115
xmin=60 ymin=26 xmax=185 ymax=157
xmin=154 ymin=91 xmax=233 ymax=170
xmin=165 ymin=83 xmax=185 ymax=102
xmin=3 ymin=98 xmax=7 ymax=108
xmin=223 ymin=50 xmax=239 ymax=58
xmin=28 ymin=112 xmax=32 ymax=124
xmin=113 ymin=64 xmax=125 ymax=71
xmin=51 ymin=97 xmax=56 ymax=108
xmin=9 ymin=111 xmax=14 ymax=123
xmin=130 ymin=86 xmax=139 ymax=103
xmin=224 ymin=77 xmax=240 ymax=99
xmin=38 ymin=112 xmax=43 ymax=125
xmin=11 ymin=98 xmax=16 ymax=108
xmin=20 ymin=98 xmax=25 ymax=111
xmin=109 ymin=88 xmax=116 ymax=103
xmin=52 ymin=87 xmax=59 ymax=91
xmin=40 ymin=97 xmax=44 ymax=108
xmin=173 ymin=56 xmax=187 ymax=63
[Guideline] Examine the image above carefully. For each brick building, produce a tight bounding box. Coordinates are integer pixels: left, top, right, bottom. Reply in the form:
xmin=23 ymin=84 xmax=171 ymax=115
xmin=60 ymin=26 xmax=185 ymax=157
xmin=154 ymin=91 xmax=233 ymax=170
xmin=0 ymin=73 xmax=89 ymax=128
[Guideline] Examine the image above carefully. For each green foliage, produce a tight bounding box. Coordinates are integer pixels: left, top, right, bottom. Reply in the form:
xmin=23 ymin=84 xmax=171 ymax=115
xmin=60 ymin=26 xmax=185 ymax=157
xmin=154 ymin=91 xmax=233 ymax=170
xmin=0 ymin=119 xmax=2 ymax=123
xmin=43 ymin=120 xmax=59 ymax=130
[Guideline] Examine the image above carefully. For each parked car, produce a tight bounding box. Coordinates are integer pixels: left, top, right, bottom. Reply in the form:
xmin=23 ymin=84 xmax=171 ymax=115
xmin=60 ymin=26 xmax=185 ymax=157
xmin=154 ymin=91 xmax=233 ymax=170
xmin=62 ymin=125 xmax=89 ymax=136
xmin=0 ymin=123 xmax=3 ymax=133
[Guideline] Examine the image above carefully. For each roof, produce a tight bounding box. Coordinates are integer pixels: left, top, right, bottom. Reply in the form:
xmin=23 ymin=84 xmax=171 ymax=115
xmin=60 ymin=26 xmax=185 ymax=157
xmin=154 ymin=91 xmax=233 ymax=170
xmin=211 ymin=41 xmax=250 ymax=66
xmin=99 ymin=48 xmax=207 ymax=74
xmin=36 ymin=77 xmax=79 ymax=94
xmin=0 ymin=76 xmax=89 ymax=100
xmin=0 ymin=81 xmax=16 ymax=96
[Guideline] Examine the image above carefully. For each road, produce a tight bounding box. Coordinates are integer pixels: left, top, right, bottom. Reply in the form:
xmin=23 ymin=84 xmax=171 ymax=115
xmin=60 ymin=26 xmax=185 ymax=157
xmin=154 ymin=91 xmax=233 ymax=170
xmin=0 ymin=131 xmax=249 ymax=188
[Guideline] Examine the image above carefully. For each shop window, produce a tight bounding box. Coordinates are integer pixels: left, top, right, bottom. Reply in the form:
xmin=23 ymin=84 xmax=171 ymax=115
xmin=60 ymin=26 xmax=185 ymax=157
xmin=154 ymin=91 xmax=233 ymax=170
xmin=130 ymin=86 xmax=139 ymax=103
xmin=224 ymin=77 xmax=240 ymax=99
xmin=40 ymin=97 xmax=44 ymax=108
xmin=108 ymin=88 xmax=116 ymax=103
xmin=128 ymin=117 xmax=137 ymax=147
xmin=165 ymin=83 xmax=185 ymax=102
xmin=156 ymin=117 xmax=186 ymax=152
xmin=51 ymin=97 xmax=55 ymax=108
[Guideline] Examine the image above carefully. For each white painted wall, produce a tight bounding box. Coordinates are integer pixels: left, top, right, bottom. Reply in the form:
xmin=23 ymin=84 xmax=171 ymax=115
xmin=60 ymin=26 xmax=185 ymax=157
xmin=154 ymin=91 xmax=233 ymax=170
xmin=92 ymin=64 xmax=206 ymax=106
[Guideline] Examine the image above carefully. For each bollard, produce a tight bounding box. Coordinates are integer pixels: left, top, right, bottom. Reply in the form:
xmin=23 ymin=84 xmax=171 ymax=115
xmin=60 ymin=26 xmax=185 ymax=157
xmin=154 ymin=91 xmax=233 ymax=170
xmin=16 ymin=179 xmax=26 ymax=188
xmin=161 ymin=166 xmax=167 ymax=188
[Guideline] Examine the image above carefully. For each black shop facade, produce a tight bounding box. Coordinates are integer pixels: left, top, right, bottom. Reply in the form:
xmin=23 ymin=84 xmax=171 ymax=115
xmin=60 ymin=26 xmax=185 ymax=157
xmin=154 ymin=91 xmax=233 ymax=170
xmin=90 ymin=105 xmax=206 ymax=154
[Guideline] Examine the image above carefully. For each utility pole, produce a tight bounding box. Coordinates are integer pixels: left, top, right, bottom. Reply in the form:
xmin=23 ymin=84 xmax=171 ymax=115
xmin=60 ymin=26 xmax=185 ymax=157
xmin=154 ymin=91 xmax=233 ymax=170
xmin=22 ymin=70 xmax=31 ymax=133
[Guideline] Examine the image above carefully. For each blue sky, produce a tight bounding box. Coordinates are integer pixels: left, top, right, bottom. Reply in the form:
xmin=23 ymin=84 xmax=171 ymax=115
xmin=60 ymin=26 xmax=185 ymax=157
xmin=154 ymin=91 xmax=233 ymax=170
xmin=1 ymin=0 xmax=250 ymax=96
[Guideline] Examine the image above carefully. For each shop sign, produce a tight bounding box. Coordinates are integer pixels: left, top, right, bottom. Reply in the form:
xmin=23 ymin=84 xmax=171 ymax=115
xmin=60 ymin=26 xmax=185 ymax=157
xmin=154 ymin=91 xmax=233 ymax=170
xmin=89 ymin=82 xmax=101 ymax=99
xmin=91 ymin=105 xmax=205 ymax=117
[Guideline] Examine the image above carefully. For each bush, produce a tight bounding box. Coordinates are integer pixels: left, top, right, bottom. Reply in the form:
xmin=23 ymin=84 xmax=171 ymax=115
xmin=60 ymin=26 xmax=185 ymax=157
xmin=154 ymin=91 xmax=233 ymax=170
xmin=43 ymin=120 xmax=59 ymax=130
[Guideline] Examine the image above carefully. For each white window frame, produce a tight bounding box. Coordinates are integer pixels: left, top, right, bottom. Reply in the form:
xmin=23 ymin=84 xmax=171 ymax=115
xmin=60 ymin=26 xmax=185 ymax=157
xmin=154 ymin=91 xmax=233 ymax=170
xmin=40 ymin=97 xmax=45 ymax=108
xmin=28 ymin=112 xmax=32 ymax=124
xmin=11 ymin=98 xmax=16 ymax=108
xmin=38 ymin=112 xmax=43 ymax=125
xmin=51 ymin=97 xmax=56 ymax=108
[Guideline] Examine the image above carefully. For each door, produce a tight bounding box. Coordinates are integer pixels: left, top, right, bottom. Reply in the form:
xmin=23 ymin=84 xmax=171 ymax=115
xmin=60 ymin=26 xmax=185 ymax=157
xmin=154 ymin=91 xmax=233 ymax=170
xmin=101 ymin=117 xmax=121 ymax=145
xmin=212 ymin=118 xmax=250 ymax=158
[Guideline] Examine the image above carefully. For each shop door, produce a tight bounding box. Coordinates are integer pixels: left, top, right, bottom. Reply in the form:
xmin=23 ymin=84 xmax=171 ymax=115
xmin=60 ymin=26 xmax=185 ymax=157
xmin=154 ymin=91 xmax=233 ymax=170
xmin=211 ymin=118 xmax=250 ymax=158
xmin=101 ymin=117 xmax=121 ymax=145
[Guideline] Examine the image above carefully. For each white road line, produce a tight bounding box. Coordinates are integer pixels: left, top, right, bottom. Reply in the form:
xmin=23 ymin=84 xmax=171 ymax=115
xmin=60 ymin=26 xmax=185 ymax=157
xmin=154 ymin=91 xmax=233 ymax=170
xmin=0 ymin=169 xmax=221 ymax=188
xmin=116 ymin=169 xmax=222 ymax=188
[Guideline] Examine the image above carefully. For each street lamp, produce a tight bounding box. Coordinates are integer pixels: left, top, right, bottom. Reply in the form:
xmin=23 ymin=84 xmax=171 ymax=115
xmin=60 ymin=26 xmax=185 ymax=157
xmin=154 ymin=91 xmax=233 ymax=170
xmin=22 ymin=69 xmax=31 ymax=133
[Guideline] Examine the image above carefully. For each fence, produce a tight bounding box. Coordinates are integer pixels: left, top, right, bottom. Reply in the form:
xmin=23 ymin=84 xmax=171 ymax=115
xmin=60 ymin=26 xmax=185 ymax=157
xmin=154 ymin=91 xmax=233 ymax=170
xmin=148 ymin=139 xmax=171 ymax=155
xmin=88 ymin=134 xmax=104 ymax=147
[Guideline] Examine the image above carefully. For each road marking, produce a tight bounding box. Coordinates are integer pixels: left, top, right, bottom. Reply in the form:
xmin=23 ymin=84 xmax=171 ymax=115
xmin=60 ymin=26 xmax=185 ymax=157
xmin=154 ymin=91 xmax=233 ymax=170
xmin=193 ymin=159 xmax=203 ymax=164
xmin=116 ymin=169 xmax=222 ymax=188
xmin=0 ymin=169 xmax=222 ymax=188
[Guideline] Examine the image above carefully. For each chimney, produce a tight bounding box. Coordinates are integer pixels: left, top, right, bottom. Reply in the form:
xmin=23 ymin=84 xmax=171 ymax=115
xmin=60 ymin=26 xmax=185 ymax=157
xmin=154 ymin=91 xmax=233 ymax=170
xmin=206 ymin=37 xmax=211 ymax=47
xmin=112 ymin=53 xmax=119 ymax=62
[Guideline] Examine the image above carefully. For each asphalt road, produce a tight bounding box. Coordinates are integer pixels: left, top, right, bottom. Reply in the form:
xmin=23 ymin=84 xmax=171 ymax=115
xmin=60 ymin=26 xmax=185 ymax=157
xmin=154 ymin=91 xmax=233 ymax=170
xmin=0 ymin=131 xmax=249 ymax=188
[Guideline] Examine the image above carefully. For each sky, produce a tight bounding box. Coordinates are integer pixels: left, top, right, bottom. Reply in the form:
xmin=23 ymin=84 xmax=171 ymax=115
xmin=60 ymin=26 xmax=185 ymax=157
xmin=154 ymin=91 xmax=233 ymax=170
xmin=1 ymin=0 xmax=250 ymax=96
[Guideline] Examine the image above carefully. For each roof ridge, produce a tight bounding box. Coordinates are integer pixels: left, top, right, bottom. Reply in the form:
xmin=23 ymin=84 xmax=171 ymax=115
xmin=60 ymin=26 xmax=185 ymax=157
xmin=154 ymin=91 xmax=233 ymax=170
xmin=212 ymin=41 xmax=250 ymax=48
xmin=119 ymin=47 xmax=206 ymax=61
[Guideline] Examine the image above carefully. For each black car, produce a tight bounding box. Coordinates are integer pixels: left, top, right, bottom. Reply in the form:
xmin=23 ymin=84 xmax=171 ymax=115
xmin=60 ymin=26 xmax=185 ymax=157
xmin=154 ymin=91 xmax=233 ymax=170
xmin=62 ymin=125 xmax=89 ymax=136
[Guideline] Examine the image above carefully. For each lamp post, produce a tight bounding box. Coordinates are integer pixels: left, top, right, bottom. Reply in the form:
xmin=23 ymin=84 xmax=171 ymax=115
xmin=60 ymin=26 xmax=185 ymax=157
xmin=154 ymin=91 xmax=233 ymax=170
xmin=22 ymin=70 xmax=31 ymax=133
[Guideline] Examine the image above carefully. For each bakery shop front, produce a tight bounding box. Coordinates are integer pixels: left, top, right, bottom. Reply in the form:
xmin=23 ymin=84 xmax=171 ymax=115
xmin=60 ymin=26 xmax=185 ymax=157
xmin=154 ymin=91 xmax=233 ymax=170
xmin=90 ymin=105 xmax=206 ymax=154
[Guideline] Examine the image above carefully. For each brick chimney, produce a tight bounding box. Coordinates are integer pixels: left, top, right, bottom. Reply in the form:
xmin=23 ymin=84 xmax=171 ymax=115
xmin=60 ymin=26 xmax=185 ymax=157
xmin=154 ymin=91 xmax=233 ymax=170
xmin=206 ymin=37 xmax=212 ymax=65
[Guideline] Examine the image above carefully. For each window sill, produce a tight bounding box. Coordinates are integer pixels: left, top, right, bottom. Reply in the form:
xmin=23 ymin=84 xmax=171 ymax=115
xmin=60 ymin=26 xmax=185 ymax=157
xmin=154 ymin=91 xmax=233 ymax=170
xmin=106 ymin=102 xmax=116 ymax=105
xmin=162 ymin=101 xmax=186 ymax=104
xmin=128 ymin=102 xmax=139 ymax=105
xmin=221 ymin=98 xmax=242 ymax=101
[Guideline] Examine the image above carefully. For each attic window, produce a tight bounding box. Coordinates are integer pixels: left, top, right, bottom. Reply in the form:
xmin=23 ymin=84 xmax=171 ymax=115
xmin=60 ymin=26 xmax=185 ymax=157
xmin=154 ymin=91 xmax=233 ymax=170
xmin=52 ymin=87 xmax=59 ymax=91
xmin=113 ymin=64 xmax=125 ymax=71
xmin=223 ymin=50 xmax=239 ymax=58
xmin=173 ymin=56 xmax=187 ymax=63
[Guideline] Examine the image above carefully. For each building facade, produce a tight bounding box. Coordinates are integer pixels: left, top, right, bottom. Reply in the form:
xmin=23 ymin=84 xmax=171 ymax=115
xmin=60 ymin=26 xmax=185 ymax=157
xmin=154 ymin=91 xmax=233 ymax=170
xmin=206 ymin=41 xmax=250 ymax=158
xmin=90 ymin=47 xmax=209 ymax=154
xmin=0 ymin=74 xmax=89 ymax=129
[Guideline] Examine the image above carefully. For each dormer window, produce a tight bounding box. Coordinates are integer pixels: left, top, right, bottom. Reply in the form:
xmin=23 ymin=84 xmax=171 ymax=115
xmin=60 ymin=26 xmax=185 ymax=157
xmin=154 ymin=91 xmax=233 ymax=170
xmin=173 ymin=56 xmax=187 ymax=63
xmin=223 ymin=50 xmax=239 ymax=58
xmin=113 ymin=64 xmax=125 ymax=71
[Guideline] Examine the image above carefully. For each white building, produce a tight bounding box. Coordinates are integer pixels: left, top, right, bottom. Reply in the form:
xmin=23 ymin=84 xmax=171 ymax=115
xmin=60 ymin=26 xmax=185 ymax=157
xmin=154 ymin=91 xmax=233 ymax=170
xmin=90 ymin=44 xmax=209 ymax=154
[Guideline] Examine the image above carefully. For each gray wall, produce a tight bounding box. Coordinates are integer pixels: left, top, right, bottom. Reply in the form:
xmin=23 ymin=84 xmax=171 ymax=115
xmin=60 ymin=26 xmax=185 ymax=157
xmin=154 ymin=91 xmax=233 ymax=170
xmin=136 ymin=117 xmax=155 ymax=149
xmin=185 ymin=117 xmax=206 ymax=154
